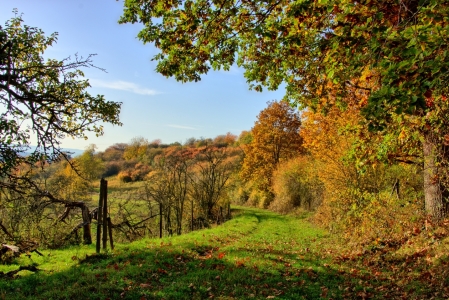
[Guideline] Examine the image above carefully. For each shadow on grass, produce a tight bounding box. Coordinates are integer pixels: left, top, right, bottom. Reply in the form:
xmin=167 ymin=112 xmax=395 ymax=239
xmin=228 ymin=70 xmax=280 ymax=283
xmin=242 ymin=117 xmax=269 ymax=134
xmin=231 ymin=206 xmax=287 ymax=223
xmin=253 ymin=211 xmax=287 ymax=223
xmin=0 ymin=244 xmax=353 ymax=300
xmin=0 ymin=207 xmax=434 ymax=299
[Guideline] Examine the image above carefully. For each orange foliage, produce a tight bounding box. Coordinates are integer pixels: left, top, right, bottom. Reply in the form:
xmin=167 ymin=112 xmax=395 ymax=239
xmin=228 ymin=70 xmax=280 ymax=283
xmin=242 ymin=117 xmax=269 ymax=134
xmin=117 ymin=162 xmax=150 ymax=182
xmin=301 ymin=85 xmax=424 ymax=242
xmin=213 ymin=132 xmax=237 ymax=146
xmin=301 ymin=104 xmax=361 ymax=190
xmin=241 ymin=101 xmax=303 ymax=197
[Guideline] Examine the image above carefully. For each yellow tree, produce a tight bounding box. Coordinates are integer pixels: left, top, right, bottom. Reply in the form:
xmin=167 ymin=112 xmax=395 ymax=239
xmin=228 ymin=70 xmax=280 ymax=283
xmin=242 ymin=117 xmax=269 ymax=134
xmin=241 ymin=101 xmax=302 ymax=197
xmin=123 ymin=137 xmax=149 ymax=161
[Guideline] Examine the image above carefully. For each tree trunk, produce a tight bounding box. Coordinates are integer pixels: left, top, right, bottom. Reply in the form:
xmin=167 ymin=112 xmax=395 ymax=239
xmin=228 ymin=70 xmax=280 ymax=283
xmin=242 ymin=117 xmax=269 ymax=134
xmin=191 ymin=200 xmax=194 ymax=232
xmin=96 ymin=180 xmax=104 ymax=254
xmin=159 ymin=203 xmax=163 ymax=238
xmin=107 ymin=217 xmax=114 ymax=250
xmin=176 ymin=212 xmax=182 ymax=236
xmin=423 ymin=132 xmax=446 ymax=221
xmin=166 ymin=207 xmax=173 ymax=236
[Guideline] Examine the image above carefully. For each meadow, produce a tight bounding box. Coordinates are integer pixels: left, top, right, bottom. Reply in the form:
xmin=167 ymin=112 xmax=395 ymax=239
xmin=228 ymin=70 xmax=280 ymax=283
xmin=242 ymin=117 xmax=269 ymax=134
xmin=1 ymin=207 xmax=448 ymax=299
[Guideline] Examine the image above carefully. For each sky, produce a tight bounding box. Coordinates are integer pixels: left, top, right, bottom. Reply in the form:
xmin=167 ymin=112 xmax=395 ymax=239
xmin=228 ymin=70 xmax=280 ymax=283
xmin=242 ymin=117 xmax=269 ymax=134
xmin=0 ymin=0 xmax=286 ymax=152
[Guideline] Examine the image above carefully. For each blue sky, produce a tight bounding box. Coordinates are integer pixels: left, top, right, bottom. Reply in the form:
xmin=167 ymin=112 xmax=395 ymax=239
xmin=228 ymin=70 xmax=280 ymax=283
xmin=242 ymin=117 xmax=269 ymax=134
xmin=0 ymin=0 xmax=286 ymax=151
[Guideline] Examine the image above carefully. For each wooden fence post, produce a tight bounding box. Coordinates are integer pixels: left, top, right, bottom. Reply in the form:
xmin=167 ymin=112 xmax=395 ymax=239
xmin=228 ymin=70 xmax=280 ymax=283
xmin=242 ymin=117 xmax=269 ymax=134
xmin=107 ymin=217 xmax=114 ymax=250
xmin=102 ymin=179 xmax=108 ymax=250
xmin=82 ymin=205 xmax=92 ymax=245
xmin=96 ymin=179 xmax=104 ymax=254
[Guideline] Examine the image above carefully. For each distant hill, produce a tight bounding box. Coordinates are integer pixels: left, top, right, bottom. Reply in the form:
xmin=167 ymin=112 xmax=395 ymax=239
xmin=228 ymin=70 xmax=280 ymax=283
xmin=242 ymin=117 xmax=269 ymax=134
xmin=24 ymin=147 xmax=84 ymax=158
xmin=60 ymin=148 xmax=84 ymax=157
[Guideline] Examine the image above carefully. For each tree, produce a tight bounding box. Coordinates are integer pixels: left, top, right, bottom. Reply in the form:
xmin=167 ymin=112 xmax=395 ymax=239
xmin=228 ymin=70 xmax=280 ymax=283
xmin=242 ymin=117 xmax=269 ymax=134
xmin=120 ymin=0 xmax=449 ymax=220
xmin=241 ymin=101 xmax=302 ymax=194
xmin=123 ymin=137 xmax=149 ymax=161
xmin=0 ymin=14 xmax=121 ymax=246
xmin=46 ymin=145 xmax=104 ymax=203
xmin=190 ymin=146 xmax=237 ymax=219
xmin=0 ymin=13 xmax=121 ymax=194
xmin=157 ymin=147 xmax=191 ymax=235
xmin=237 ymin=131 xmax=253 ymax=146
xmin=101 ymin=143 xmax=127 ymax=161
xmin=213 ymin=132 xmax=237 ymax=147
xmin=143 ymin=146 xmax=192 ymax=236
xmin=75 ymin=144 xmax=105 ymax=181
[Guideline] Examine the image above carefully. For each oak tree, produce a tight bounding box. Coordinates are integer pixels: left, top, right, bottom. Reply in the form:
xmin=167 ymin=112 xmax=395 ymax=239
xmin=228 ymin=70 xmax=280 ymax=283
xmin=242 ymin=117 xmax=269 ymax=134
xmin=0 ymin=13 xmax=121 ymax=195
xmin=0 ymin=13 xmax=121 ymax=245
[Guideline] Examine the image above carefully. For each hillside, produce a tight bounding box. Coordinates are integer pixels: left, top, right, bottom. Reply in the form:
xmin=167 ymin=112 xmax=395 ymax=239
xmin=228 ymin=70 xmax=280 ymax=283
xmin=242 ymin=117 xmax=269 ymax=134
xmin=1 ymin=207 xmax=448 ymax=299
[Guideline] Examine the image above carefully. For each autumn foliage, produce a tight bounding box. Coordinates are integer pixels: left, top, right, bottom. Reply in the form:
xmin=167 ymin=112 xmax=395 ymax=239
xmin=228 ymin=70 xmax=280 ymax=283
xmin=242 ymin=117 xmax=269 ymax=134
xmin=270 ymin=156 xmax=322 ymax=214
xmin=240 ymin=101 xmax=302 ymax=207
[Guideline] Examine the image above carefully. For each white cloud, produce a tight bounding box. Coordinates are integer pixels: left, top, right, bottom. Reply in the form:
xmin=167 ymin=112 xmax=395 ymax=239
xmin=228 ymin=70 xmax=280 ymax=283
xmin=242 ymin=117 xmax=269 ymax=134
xmin=89 ymin=79 xmax=160 ymax=96
xmin=167 ymin=124 xmax=198 ymax=130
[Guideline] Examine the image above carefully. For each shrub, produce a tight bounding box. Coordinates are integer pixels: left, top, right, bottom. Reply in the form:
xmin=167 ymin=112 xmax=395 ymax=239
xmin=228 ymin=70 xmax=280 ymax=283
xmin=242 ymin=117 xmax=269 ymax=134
xmin=270 ymin=156 xmax=323 ymax=213
xmin=103 ymin=162 xmax=121 ymax=177
xmin=118 ymin=171 xmax=132 ymax=183
xmin=247 ymin=189 xmax=273 ymax=208
xmin=129 ymin=162 xmax=150 ymax=181
xmin=313 ymin=164 xmax=424 ymax=243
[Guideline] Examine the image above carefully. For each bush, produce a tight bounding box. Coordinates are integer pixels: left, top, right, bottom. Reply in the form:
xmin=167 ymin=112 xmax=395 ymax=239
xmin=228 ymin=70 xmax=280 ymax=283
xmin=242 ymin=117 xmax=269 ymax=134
xmin=129 ymin=162 xmax=150 ymax=181
xmin=247 ymin=189 xmax=273 ymax=208
xmin=117 ymin=163 xmax=151 ymax=182
xmin=118 ymin=171 xmax=132 ymax=183
xmin=270 ymin=156 xmax=323 ymax=213
xmin=313 ymin=164 xmax=424 ymax=243
xmin=103 ymin=162 xmax=121 ymax=177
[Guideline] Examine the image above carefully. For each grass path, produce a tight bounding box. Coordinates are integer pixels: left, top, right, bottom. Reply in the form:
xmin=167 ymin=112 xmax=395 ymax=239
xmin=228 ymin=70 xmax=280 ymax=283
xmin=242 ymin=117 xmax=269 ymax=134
xmin=1 ymin=207 xmax=448 ymax=299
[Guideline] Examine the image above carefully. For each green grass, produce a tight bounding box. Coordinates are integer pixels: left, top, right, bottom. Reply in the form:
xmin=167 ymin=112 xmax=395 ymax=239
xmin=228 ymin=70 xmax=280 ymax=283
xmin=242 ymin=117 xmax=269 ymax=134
xmin=0 ymin=207 xmax=448 ymax=299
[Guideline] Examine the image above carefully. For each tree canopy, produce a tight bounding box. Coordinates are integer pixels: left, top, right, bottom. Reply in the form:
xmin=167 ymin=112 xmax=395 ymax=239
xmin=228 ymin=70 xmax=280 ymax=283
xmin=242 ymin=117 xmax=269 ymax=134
xmin=0 ymin=13 xmax=122 ymax=193
xmin=120 ymin=0 xmax=448 ymax=120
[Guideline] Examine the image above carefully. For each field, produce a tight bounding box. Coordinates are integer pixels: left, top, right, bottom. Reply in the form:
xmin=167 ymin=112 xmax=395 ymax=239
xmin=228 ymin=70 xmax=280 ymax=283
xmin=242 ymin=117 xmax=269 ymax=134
xmin=1 ymin=207 xmax=448 ymax=299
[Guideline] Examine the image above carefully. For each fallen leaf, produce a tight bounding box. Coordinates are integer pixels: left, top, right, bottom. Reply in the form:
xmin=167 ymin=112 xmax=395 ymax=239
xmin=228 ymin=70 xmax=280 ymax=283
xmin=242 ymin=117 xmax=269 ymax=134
xmin=320 ymin=286 xmax=328 ymax=298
